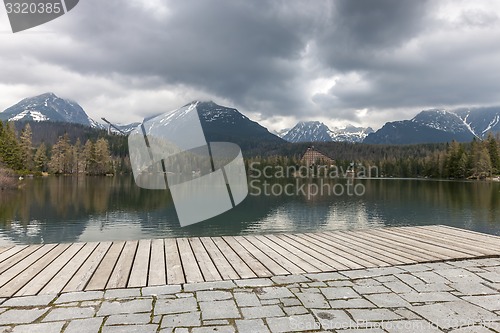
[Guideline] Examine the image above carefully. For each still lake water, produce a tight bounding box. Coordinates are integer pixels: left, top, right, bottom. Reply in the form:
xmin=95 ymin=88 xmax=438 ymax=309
xmin=0 ymin=176 xmax=499 ymax=245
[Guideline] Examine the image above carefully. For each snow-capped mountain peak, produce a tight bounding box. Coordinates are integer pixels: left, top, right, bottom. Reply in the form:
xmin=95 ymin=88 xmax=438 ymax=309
xmin=280 ymin=121 xmax=373 ymax=143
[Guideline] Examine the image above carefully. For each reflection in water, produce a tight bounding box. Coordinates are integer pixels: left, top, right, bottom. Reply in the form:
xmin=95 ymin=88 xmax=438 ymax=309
xmin=0 ymin=176 xmax=499 ymax=245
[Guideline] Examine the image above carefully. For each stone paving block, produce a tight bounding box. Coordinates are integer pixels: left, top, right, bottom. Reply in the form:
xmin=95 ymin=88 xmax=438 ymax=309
xmin=477 ymin=272 xmax=500 ymax=283
xmin=327 ymin=280 xmax=354 ymax=287
xmin=142 ymin=285 xmax=181 ymax=296
xmin=258 ymin=287 xmax=293 ymax=299
xmin=383 ymin=319 xmax=443 ymax=333
xmin=424 ymin=262 xmax=455 ymax=270
xmin=161 ymin=311 xmax=201 ymax=327
xmin=395 ymin=273 xmax=425 ymax=285
xmin=329 ymin=298 xmax=376 ymax=309
xmin=412 ymin=300 xmax=498 ymax=330
xmin=241 ymin=305 xmax=284 ymax=318
xmin=365 ymin=293 xmax=410 ymax=308
xmin=267 ymin=314 xmax=319 ymax=332
xmin=191 ymin=326 xmax=235 ymax=333
xmin=321 ymin=287 xmax=360 ymax=299
xmin=311 ymin=309 xmax=353 ymax=330
xmin=348 ymin=308 xmax=403 ymax=322
xmin=462 ymin=295 xmax=500 ymax=311
xmin=203 ymin=320 xmax=229 ymax=325
xmin=451 ymin=282 xmax=497 ymax=295
xmin=305 ymin=282 xmax=328 ymax=287
xmin=98 ymin=299 xmax=152 ymax=316
xmin=261 ymin=299 xmax=280 ymax=305
xmin=401 ymin=291 xmax=461 ymax=303
xmin=296 ymin=292 xmax=329 ymax=309
xmin=411 ymin=282 xmax=453 ymax=293
xmin=337 ymin=329 xmax=386 ymax=333
xmin=2 ymin=295 xmax=56 ymax=307
xmin=0 ymin=308 xmax=48 ymax=325
xmin=305 ymin=272 xmax=347 ymax=281
xmin=382 ymin=281 xmax=414 ymax=293
xmin=199 ymin=300 xmax=240 ymax=320
xmin=434 ymin=268 xmax=485 ymax=284
xmin=284 ymin=306 xmax=308 ymax=315
xmin=11 ymin=321 xmax=65 ymax=333
xmin=353 ymin=285 xmax=391 ymax=294
xmin=281 ymin=297 xmax=301 ymax=307
xmin=300 ymin=287 xmax=320 ymax=294
xmin=396 ymin=264 xmax=431 ymax=273
xmin=234 ymin=292 xmax=260 ymax=307
xmin=448 ymin=326 xmax=494 ymax=333
xmin=64 ymin=317 xmax=104 ymax=333
xmin=81 ymin=300 xmax=101 ymax=307
xmin=184 ymin=281 xmax=236 ymax=292
xmin=234 ymin=278 xmax=274 ymax=287
xmin=55 ymin=291 xmax=104 ymax=304
xmin=105 ymin=313 xmax=151 ymax=325
xmin=101 ymin=324 xmax=158 ymax=333
xmin=236 ymin=318 xmax=270 ymax=333
xmin=104 ymin=288 xmax=141 ymax=299
xmin=196 ymin=291 xmax=232 ymax=302
xmin=353 ymin=278 xmax=382 ymax=287
xmin=271 ymin=275 xmax=310 ymax=284
xmin=393 ymin=308 xmax=421 ymax=320
xmin=155 ymin=297 xmax=198 ymax=315
xmin=414 ymin=271 xmax=450 ymax=284
xmin=43 ymin=306 xmax=95 ymax=322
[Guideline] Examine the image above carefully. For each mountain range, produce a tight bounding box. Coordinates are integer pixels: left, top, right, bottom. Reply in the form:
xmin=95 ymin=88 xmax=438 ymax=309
xmin=2 ymin=93 xmax=500 ymax=146
xmin=364 ymin=107 xmax=500 ymax=144
xmin=279 ymin=121 xmax=374 ymax=143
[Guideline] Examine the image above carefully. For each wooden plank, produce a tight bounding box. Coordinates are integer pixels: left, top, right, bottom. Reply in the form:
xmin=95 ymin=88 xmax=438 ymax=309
xmin=425 ymin=226 xmax=500 ymax=249
xmin=212 ymin=237 xmax=256 ymax=279
xmin=63 ymin=242 xmax=112 ymax=292
xmin=263 ymin=234 xmax=331 ymax=271
xmin=0 ymin=246 xmax=25 ymax=265
xmin=255 ymin=235 xmax=321 ymax=272
xmin=350 ymin=231 xmax=434 ymax=262
xmin=434 ymin=225 xmax=500 ymax=242
xmin=165 ymin=238 xmax=184 ymax=285
xmin=106 ymin=241 xmax=138 ymax=289
xmin=377 ymin=229 xmax=473 ymax=258
xmin=148 ymin=239 xmax=166 ymax=286
xmin=0 ymin=245 xmax=42 ymax=274
xmin=15 ymin=243 xmax=85 ymax=296
xmin=243 ymin=235 xmax=304 ymax=275
xmin=222 ymin=236 xmax=272 ymax=277
xmin=40 ymin=242 xmax=98 ymax=295
xmin=364 ymin=229 xmax=452 ymax=260
xmin=85 ymin=241 xmax=125 ymax=291
xmin=128 ymin=239 xmax=151 ymax=288
xmin=0 ymin=246 xmax=13 ymax=255
xmin=189 ymin=238 xmax=222 ymax=281
xmin=326 ymin=231 xmax=414 ymax=265
xmin=200 ymin=237 xmax=239 ymax=280
xmin=0 ymin=244 xmax=56 ymax=289
xmin=351 ymin=230 xmax=441 ymax=261
xmin=177 ymin=238 xmax=204 ymax=283
xmin=304 ymin=233 xmax=384 ymax=267
xmin=279 ymin=234 xmax=358 ymax=270
xmin=415 ymin=226 xmax=500 ymax=252
xmin=396 ymin=227 xmax=494 ymax=256
xmin=233 ymin=236 xmax=289 ymax=276
xmin=0 ymin=244 xmax=70 ymax=297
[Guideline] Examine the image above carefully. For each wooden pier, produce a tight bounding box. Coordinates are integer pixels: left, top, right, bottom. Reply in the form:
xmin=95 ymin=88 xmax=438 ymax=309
xmin=0 ymin=225 xmax=499 ymax=298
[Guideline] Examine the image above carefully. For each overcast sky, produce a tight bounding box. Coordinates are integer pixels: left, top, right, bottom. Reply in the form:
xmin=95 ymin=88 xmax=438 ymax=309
xmin=1 ymin=0 xmax=500 ymax=131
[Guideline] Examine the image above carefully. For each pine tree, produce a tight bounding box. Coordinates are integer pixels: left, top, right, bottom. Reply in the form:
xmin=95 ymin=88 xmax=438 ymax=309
xmin=20 ymin=123 xmax=34 ymax=171
xmin=486 ymin=133 xmax=500 ymax=175
xmin=95 ymin=138 xmax=111 ymax=175
xmin=34 ymin=143 xmax=49 ymax=172
xmin=0 ymin=121 xmax=22 ymax=170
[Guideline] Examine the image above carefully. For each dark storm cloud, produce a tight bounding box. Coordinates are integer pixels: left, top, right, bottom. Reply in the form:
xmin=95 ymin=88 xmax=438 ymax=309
xmin=1 ymin=0 xmax=500 ymax=129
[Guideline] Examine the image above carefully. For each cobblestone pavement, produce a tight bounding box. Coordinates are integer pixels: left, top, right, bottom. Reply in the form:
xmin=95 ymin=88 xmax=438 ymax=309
xmin=0 ymin=258 xmax=499 ymax=332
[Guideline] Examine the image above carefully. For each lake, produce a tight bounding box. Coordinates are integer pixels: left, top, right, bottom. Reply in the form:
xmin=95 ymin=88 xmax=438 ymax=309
xmin=0 ymin=176 xmax=499 ymax=245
